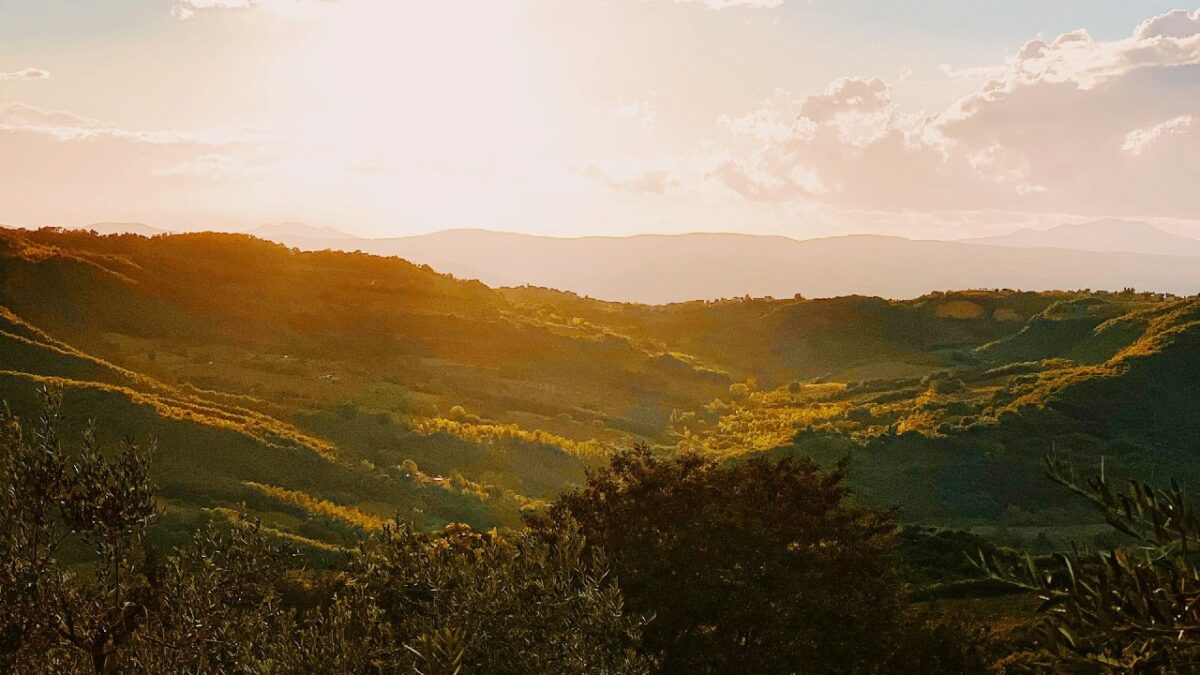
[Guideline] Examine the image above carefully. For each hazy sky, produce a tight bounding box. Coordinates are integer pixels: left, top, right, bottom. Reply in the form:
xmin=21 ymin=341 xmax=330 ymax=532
xmin=3 ymin=0 xmax=1200 ymax=239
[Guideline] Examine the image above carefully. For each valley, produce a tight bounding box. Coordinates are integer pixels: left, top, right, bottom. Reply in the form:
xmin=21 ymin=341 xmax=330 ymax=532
xmin=3 ymin=226 xmax=1197 ymax=553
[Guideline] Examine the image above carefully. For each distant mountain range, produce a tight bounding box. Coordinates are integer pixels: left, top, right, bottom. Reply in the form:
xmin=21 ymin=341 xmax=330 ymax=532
xmin=72 ymin=219 xmax=1200 ymax=303
xmin=258 ymin=224 xmax=1200 ymax=303
xmin=249 ymin=222 xmax=360 ymax=240
xmin=962 ymin=219 xmax=1200 ymax=257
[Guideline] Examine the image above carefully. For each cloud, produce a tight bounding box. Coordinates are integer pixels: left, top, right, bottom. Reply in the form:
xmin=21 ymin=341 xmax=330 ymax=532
xmin=170 ymin=0 xmax=322 ymax=20
xmin=1135 ymin=8 xmax=1200 ymax=39
xmin=967 ymin=22 xmax=1200 ymax=93
xmin=709 ymin=158 xmax=829 ymax=200
xmin=0 ymin=102 xmax=98 ymax=129
xmin=710 ymin=8 xmax=1200 ymax=217
xmin=939 ymin=63 xmax=1008 ymax=84
xmin=0 ymin=68 xmax=51 ymax=82
xmin=798 ymin=77 xmax=890 ymax=123
xmin=582 ymin=164 xmax=680 ymax=194
xmin=1123 ymin=115 xmax=1194 ymax=155
xmin=713 ymin=77 xmax=931 ymax=204
xmin=719 ymin=77 xmax=896 ymax=147
xmin=0 ymin=101 xmax=271 ymax=145
xmin=172 ymin=0 xmax=251 ymax=20
xmin=719 ymin=92 xmax=808 ymax=143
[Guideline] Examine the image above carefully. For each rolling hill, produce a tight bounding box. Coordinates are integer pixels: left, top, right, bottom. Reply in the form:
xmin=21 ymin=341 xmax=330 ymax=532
xmin=2 ymin=225 xmax=1199 ymax=548
xmin=0 ymin=302 xmax=504 ymax=552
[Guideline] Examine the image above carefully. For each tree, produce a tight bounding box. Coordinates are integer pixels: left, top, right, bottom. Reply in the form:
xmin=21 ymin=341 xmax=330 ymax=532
xmin=0 ymin=388 xmax=293 ymax=674
xmin=127 ymin=516 xmax=292 ymax=674
xmin=0 ymin=387 xmax=651 ymax=674
xmin=983 ymin=455 xmax=1200 ymax=672
xmin=278 ymin=522 xmax=652 ymax=674
xmin=0 ymin=387 xmax=157 ymax=673
xmin=530 ymin=446 xmax=991 ymax=674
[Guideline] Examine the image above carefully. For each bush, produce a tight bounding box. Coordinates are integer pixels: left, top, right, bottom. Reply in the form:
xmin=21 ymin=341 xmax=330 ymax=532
xmin=0 ymin=388 xmax=650 ymax=674
xmin=281 ymin=523 xmax=652 ymax=674
xmin=530 ymin=446 xmax=993 ymax=673
xmin=983 ymin=455 xmax=1200 ymax=671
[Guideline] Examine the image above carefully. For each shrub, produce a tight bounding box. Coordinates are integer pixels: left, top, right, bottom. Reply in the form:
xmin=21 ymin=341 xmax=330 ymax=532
xmin=0 ymin=388 xmax=650 ymax=674
xmin=530 ymin=446 xmax=992 ymax=673
xmin=983 ymin=455 xmax=1200 ymax=671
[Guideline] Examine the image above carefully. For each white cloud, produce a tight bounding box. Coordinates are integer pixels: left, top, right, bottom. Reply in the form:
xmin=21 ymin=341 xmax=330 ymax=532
xmin=172 ymin=0 xmax=249 ymax=20
xmin=799 ymin=77 xmax=890 ymax=123
xmin=970 ymin=23 xmax=1200 ymax=93
xmin=0 ymin=68 xmax=50 ymax=82
xmin=1135 ymin=8 xmax=1200 ymax=39
xmin=1123 ymin=115 xmax=1194 ymax=155
xmin=0 ymin=102 xmax=272 ymax=145
xmin=0 ymin=102 xmax=103 ymax=136
xmin=582 ymin=164 xmax=680 ymax=194
xmin=709 ymin=7 xmax=1200 ymax=217
xmin=719 ymin=91 xmax=811 ymax=143
xmin=170 ymin=0 xmax=322 ymax=20
xmin=939 ymin=62 xmax=1007 ymax=84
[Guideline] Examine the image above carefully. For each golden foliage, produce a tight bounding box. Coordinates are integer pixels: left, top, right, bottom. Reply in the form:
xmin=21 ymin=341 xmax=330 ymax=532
xmin=207 ymin=506 xmax=350 ymax=554
xmin=934 ymin=300 xmax=985 ymax=319
xmin=244 ymin=481 xmax=388 ymax=532
xmin=414 ymin=416 xmax=611 ymax=459
xmin=894 ymin=409 xmax=946 ymax=437
xmin=674 ymin=384 xmax=850 ymax=456
xmin=0 ymin=370 xmax=338 ymax=461
xmin=0 ymin=229 xmax=139 ymax=284
xmin=400 ymin=459 xmax=546 ymax=512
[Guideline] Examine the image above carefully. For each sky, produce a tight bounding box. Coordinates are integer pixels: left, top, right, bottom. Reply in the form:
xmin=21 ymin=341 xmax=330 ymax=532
xmin=2 ymin=0 xmax=1200 ymax=240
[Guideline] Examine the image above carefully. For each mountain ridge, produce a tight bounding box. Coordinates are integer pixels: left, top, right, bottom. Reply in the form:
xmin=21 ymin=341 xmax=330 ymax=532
xmin=28 ymin=224 xmax=1200 ymax=303
xmin=250 ymin=222 xmax=360 ymax=240
xmin=962 ymin=219 xmax=1200 ymax=257
xmin=253 ymin=227 xmax=1200 ymax=303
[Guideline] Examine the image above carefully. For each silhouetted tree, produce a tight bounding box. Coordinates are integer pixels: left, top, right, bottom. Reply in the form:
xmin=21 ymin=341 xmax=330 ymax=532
xmin=0 ymin=387 xmax=157 ymax=672
xmin=531 ymin=446 xmax=992 ymax=674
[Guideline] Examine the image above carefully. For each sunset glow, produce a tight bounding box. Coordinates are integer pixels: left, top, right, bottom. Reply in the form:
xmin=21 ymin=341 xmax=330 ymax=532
xmin=9 ymin=5 xmax=1200 ymax=670
xmin=3 ymin=1 xmax=1200 ymax=239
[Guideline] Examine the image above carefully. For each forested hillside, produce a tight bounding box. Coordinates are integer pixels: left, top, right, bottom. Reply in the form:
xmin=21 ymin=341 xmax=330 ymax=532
xmin=2 ymin=226 xmax=1198 ymax=549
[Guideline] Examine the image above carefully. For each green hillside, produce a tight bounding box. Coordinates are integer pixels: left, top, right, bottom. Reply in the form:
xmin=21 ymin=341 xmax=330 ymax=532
xmin=0 ymin=303 xmax=523 ymax=552
xmin=1 ymin=226 xmax=1196 ymax=549
xmin=676 ymin=295 xmax=1200 ymax=543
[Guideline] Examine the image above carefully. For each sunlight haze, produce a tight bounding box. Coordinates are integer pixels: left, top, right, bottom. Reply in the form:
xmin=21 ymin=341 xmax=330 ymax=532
xmin=4 ymin=0 xmax=1200 ymax=240
xmin=9 ymin=5 xmax=1200 ymax=670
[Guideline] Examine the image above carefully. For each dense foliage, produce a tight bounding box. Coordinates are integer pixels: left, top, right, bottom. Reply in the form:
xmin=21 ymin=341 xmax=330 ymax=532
xmin=0 ymin=389 xmax=650 ymax=673
xmin=0 ymin=389 xmax=1006 ymax=673
xmin=531 ymin=447 xmax=994 ymax=673
xmin=14 ymin=386 xmax=1200 ymax=671
xmin=986 ymin=456 xmax=1200 ymax=672
xmin=6 ymin=228 xmax=1200 ymax=671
